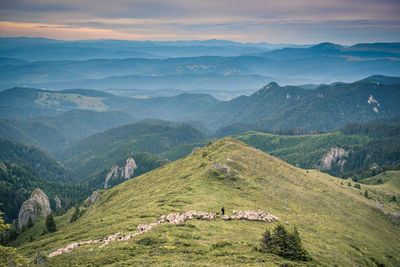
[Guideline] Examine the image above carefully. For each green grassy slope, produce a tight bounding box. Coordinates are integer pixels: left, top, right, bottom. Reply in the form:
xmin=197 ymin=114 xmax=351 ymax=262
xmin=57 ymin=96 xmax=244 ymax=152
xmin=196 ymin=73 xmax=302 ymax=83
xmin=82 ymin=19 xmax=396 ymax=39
xmin=14 ymin=138 xmax=400 ymax=266
xmin=0 ymin=138 xmax=76 ymax=183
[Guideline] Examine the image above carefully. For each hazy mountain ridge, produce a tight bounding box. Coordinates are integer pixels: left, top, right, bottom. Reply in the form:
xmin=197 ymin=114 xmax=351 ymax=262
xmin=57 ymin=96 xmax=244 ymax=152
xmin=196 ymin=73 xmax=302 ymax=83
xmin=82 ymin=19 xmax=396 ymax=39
xmin=1 ymin=40 xmax=399 ymax=90
xmin=1 ymin=76 xmax=400 ymax=135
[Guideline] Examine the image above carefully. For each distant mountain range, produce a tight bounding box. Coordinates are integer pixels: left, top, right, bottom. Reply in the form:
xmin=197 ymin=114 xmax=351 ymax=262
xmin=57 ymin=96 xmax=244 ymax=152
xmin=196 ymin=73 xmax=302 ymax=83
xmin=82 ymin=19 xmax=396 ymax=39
xmin=1 ymin=76 xmax=399 ymax=133
xmin=1 ymin=39 xmax=399 ymax=90
xmin=0 ymin=37 xmax=309 ymax=60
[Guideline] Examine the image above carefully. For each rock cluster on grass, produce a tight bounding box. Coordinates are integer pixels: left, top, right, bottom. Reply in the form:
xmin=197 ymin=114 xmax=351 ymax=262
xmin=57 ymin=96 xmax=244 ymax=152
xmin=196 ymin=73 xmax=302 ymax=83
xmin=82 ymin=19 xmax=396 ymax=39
xmin=209 ymin=163 xmax=238 ymax=178
xmin=48 ymin=210 xmax=279 ymax=258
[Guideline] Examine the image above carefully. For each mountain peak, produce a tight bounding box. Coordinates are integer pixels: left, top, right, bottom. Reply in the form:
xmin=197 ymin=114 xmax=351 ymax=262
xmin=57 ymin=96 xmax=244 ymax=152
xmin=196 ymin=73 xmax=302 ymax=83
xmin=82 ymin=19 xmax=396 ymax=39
xmin=311 ymin=42 xmax=343 ymax=50
xmin=254 ymin=82 xmax=280 ymax=95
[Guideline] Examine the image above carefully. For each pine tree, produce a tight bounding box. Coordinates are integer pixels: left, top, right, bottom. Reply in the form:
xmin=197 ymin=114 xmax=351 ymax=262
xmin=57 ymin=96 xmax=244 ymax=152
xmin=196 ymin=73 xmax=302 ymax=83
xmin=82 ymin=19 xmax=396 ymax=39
xmin=70 ymin=206 xmax=80 ymax=223
xmin=45 ymin=214 xmax=56 ymax=233
xmin=260 ymin=224 xmax=311 ymax=261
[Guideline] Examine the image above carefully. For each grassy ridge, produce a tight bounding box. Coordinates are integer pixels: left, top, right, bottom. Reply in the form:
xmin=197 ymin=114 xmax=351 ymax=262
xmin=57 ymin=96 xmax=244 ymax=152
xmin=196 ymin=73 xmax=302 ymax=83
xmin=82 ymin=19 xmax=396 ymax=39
xmin=14 ymin=138 xmax=400 ymax=266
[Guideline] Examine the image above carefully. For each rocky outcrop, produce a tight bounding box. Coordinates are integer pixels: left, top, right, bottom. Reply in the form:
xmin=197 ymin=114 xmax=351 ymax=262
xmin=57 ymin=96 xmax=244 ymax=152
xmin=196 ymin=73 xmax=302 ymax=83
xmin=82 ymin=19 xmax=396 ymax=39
xmin=54 ymin=196 xmax=62 ymax=209
xmin=191 ymin=147 xmax=201 ymax=154
xmin=48 ymin=209 xmax=279 ymax=258
xmin=18 ymin=188 xmax=51 ymax=230
xmin=375 ymin=200 xmax=400 ymax=224
xmin=209 ymin=163 xmax=238 ymax=177
xmin=86 ymin=191 xmax=100 ymax=205
xmin=319 ymin=147 xmax=349 ymax=171
xmin=104 ymin=157 xmax=137 ymax=189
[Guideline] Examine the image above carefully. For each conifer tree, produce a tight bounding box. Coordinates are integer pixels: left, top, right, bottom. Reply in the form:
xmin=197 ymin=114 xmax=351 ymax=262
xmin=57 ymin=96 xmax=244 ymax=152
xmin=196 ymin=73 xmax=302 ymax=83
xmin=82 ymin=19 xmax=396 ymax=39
xmin=70 ymin=206 xmax=80 ymax=223
xmin=45 ymin=214 xmax=56 ymax=233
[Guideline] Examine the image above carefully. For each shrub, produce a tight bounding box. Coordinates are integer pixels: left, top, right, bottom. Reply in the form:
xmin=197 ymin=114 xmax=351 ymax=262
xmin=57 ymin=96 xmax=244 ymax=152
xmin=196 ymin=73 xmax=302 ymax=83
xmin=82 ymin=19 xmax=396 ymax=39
xmin=260 ymin=224 xmax=311 ymax=261
xmin=211 ymin=241 xmax=232 ymax=249
xmin=137 ymin=236 xmax=164 ymax=246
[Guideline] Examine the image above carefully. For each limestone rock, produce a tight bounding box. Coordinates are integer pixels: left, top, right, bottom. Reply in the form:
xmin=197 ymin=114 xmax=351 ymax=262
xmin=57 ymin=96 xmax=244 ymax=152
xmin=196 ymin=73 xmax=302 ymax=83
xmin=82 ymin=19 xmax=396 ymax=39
xmin=191 ymin=147 xmax=201 ymax=154
xmin=319 ymin=147 xmax=349 ymax=171
xmin=18 ymin=188 xmax=51 ymax=230
xmin=86 ymin=191 xmax=100 ymax=205
xmin=54 ymin=196 xmax=62 ymax=209
xmin=104 ymin=157 xmax=137 ymax=189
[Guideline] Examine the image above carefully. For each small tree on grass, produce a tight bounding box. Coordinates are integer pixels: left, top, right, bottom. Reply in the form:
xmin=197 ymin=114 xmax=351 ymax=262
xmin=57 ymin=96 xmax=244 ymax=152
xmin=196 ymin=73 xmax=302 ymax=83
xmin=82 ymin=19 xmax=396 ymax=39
xmin=260 ymin=224 xmax=311 ymax=261
xmin=70 ymin=206 xmax=80 ymax=223
xmin=45 ymin=214 xmax=57 ymax=233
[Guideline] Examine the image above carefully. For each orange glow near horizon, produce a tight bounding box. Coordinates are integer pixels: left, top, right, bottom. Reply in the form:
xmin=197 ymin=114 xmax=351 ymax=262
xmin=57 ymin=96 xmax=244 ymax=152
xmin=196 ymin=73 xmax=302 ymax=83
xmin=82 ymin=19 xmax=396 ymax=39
xmin=0 ymin=21 xmax=180 ymax=41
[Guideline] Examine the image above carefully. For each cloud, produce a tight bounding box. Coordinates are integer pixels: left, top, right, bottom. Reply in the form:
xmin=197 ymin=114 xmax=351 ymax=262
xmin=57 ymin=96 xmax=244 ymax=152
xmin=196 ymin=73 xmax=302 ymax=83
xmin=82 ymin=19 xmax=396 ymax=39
xmin=0 ymin=0 xmax=399 ymax=43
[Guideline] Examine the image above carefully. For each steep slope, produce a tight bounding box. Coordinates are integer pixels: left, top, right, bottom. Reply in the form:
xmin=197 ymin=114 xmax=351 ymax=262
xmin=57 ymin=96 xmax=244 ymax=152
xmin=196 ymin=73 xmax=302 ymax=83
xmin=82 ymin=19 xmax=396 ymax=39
xmin=0 ymin=110 xmax=137 ymax=152
xmin=0 ymin=119 xmax=71 ymax=152
xmin=0 ymin=138 xmax=76 ymax=183
xmin=59 ymin=121 xmax=207 ymax=180
xmin=16 ymin=138 xmax=400 ymax=266
xmin=0 ymin=162 xmax=90 ymax=223
xmin=198 ymin=79 xmax=400 ymax=130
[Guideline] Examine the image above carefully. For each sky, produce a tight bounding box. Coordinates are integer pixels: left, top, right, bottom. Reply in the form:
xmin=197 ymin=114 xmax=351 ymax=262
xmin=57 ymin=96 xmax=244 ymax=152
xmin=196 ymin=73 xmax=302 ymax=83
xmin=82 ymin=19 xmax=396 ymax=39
xmin=0 ymin=0 xmax=399 ymax=44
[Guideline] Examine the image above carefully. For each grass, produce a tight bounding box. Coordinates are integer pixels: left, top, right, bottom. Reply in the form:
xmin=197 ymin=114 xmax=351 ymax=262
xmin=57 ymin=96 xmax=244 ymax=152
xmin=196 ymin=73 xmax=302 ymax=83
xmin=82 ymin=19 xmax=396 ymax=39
xmin=13 ymin=138 xmax=400 ymax=266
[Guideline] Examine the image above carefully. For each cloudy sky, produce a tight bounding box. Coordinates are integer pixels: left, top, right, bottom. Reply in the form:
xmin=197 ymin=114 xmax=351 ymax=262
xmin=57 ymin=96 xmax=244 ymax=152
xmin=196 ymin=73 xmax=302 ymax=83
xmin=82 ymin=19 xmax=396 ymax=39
xmin=0 ymin=0 xmax=399 ymax=44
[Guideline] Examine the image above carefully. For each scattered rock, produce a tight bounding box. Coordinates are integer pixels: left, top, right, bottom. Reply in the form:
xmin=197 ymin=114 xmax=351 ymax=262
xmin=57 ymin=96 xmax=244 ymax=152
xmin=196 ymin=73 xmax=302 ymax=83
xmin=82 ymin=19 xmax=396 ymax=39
xmin=18 ymin=188 xmax=51 ymax=230
xmin=210 ymin=163 xmax=237 ymax=177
